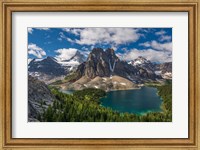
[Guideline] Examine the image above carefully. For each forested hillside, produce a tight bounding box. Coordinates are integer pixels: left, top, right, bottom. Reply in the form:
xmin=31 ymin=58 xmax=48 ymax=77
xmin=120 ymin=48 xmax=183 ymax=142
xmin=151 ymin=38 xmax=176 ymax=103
xmin=38 ymin=83 xmax=172 ymax=122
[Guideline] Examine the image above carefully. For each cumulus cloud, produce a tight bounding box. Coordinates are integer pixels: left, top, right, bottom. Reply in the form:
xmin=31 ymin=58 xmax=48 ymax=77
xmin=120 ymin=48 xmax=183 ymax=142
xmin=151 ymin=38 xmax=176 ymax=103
xmin=55 ymin=48 xmax=78 ymax=61
xmin=72 ymin=28 xmax=140 ymax=46
xmin=28 ymin=43 xmax=46 ymax=58
xmin=139 ymin=40 xmax=172 ymax=51
xmin=155 ymin=29 xmax=172 ymax=42
xmin=62 ymin=28 xmax=82 ymax=36
xmin=28 ymin=28 xmax=33 ymax=34
xmin=151 ymin=41 xmax=172 ymax=51
xmin=71 ymin=29 xmax=82 ymax=36
xmin=123 ymin=48 xmax=172 ymax=63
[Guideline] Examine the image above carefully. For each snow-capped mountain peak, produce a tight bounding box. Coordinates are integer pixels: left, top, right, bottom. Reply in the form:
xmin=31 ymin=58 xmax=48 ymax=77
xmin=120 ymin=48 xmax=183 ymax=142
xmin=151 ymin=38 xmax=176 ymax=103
xmin=55 ymin=50 xmax=86 ymax=70
xmin=129 ymin=56 xmax=150 ymax=66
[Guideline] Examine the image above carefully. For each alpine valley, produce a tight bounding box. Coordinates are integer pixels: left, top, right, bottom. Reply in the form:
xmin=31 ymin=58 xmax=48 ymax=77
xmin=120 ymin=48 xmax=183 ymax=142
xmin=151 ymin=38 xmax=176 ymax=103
xmin=28 ymin=48 xmax=172 ymax=122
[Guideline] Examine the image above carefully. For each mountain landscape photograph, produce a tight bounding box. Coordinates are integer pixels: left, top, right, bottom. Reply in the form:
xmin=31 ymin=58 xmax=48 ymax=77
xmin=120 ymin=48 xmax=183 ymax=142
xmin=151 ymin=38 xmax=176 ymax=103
xmin=28 ymin=27 xmax=172 ymax=122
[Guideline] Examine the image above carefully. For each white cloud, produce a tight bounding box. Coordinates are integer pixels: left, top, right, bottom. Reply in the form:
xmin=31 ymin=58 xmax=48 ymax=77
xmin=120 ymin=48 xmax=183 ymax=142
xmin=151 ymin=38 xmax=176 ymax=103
xmin=151 ymin=41 xmax=172 ymax=51
xmin=59 ymin=32 xmax=75 ymax=43
xmin=73 ymin=28 xmax=140 ymax=46
xmin=155 ymin=29 xmax=172 ymax=42
xmin=82 ymin=46 xmax=88 ymax=51
xmin=28 ymin=43 xmax=46 ymax=58
xmin=139 ymin=42 xmax=151 ymax=47
xmin=155 ymin=30 xmax=166 ymax=35
xmin=139 ymin=40 xmax=172 ymax=51
xmin=66 ymin=38 xmax=74 ymax=43
xmin=28 ymin=28 xmax=33 ymax=34
xmin=116 ymin=53 xmax=124 ymax=59
xmin=62 ymin=28 xmax=82 ymax=36
xmin=62 ymin=28 xmax=70 ymax=32
xmin=159 ymin=35 xmax=172 ymax=42
xmin=55 ymin=48 xmax=78 ymax=61
xmin=28 ymin=27 xmax=50 ymax=34
xmin=70 ymin=29 xmax=82 ymax=36
xmin=123 ymin=48 xmax=171 ymax=63
xmin=59 ymin=32 xmax=65 ymax=39
xmin=36 ymin=27 xmax=50 ymax=30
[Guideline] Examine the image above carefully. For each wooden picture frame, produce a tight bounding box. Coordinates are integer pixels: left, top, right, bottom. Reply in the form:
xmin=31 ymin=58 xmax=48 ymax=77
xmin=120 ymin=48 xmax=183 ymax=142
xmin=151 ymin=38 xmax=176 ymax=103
xmin=0 ymin=0 xmax=199 ymax=149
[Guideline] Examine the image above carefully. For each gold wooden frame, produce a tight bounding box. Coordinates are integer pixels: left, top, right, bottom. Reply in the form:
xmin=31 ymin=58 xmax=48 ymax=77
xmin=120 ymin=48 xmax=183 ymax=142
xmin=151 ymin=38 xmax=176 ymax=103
xmin=0 ymin=0 xmax=199 ymax=149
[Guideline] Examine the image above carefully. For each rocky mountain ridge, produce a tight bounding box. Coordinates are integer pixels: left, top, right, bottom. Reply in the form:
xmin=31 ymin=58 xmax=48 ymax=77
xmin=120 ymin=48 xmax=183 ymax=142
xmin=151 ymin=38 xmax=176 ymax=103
xmin=28 ymin=51 xmax=86 ymax=83
xmin=74 ymin=48 xmax=159 ymax=84
xmin=28 ymin=47 xmax=172 ymax=86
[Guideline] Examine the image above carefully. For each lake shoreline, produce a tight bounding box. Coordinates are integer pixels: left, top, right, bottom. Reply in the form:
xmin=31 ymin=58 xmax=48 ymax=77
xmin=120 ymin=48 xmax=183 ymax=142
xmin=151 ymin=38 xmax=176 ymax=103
xmin=100 ymin=87 xmax=163 ymax=115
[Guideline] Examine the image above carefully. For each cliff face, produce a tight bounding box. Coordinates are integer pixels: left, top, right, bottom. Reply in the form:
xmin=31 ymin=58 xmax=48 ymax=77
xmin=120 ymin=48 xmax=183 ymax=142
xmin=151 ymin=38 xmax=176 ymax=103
xmin=75 ymin=48 xmax=158 ymax=83
xmin=77 ymin=48 xmax=134 ymax=78
xmin=28 ymin=75 xmax=54 ymax=121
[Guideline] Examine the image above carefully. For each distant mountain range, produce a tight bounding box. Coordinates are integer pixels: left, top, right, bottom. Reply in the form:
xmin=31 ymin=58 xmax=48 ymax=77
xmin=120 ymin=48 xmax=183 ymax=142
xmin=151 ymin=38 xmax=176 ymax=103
xmin=28 ymin=48 xmax=172 ymax=85
xmin=128 ymin=56 xmax=172 ymax=79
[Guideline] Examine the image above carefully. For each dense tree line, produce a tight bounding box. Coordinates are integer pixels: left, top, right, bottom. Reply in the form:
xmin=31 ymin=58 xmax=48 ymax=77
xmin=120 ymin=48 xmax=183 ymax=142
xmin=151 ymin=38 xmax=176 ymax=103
xmin=156 ymin=82 xmax=172 ymax=121
xmin=39 ymin=83 xmax=172 ymax=122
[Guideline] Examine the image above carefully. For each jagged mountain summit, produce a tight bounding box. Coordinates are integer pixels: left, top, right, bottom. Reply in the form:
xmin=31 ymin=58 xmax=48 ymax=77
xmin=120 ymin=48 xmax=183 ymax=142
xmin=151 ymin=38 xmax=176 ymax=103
xmin=56 ymin=50 xmax=86 ymax=71
xmin=129 ymin=56 xmax=151 ymax=66
xmin=65 ymin=48 xmax=160 ymax=90
xmin=128 ymin=56 xmax=155 ymax=71
xmin=28 ymin=51 xmax=86 ymax=83
xmin=75 ymin=48 xmax=149 ymax=80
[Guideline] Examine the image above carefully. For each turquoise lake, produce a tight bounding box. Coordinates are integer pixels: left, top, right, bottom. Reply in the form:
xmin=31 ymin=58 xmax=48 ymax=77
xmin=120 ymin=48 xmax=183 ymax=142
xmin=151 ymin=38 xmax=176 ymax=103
xmin=100 ymin=87 xmax=163 ymax=114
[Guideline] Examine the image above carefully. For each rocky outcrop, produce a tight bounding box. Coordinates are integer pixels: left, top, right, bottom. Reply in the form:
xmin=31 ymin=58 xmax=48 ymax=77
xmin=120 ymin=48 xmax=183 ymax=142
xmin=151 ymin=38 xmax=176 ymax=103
xmin=63 ymin=75 xmax=139 ymax=92
xmin=28 ymin=75 xmax=54 ymax=121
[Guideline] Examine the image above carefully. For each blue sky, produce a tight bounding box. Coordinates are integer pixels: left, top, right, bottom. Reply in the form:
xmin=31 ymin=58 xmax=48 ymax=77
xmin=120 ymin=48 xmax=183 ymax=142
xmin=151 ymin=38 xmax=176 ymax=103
xmin=28 ymin=27 xmax=172 ymax=63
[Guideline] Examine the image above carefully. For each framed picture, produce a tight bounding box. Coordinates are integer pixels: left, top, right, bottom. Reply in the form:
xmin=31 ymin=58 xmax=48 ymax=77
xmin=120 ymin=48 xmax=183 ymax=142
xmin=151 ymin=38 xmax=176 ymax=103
xmin=0 ymin=0 xmax=199 ymax=149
